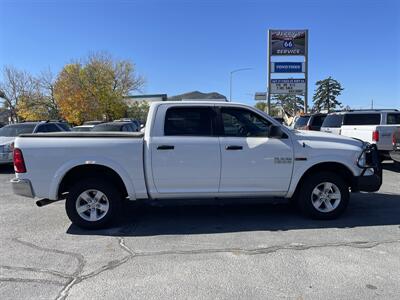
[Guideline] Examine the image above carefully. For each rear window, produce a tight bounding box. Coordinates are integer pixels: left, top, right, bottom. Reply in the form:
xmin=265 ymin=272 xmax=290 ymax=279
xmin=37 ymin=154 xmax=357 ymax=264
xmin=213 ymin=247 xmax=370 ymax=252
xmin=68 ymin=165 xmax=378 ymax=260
xmin=343 ymin=113 xmax=381 ymax=125
xmin=294 ymin=116 xmax=310 ymax=128
xmin=311 ymin=115 xmax=326 ymax=126
xmin=164 ymin=107 xmax=213 ymax=136
xmin=387 ymin=113 xmax=400 ymax=124
xmin=322 ymin=114 xmax=344 ymax=128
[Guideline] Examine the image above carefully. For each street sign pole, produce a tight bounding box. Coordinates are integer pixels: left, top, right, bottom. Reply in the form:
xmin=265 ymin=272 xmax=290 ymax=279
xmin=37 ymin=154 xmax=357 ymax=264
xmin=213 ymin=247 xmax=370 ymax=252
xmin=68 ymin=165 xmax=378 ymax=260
xmin=267 ymin=30 xmax=271 ymax=114
xmin=304 ymin=29 xmax=309 ymax=113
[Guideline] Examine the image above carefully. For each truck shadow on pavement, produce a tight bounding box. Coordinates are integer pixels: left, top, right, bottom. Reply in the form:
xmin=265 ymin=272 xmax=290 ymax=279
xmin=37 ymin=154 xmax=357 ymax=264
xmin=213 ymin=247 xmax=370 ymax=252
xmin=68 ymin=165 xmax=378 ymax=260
xmin=67 ymin=191 xmax=400 ymax=237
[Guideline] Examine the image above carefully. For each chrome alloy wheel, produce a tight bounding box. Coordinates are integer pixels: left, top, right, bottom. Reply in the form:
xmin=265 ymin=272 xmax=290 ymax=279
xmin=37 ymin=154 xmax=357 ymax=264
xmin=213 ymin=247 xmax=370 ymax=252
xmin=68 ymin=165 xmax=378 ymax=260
xmin=311 ymin=182 xmax=341 ymax=213
xmin=75 ymin=189 xmax=110 ymax=222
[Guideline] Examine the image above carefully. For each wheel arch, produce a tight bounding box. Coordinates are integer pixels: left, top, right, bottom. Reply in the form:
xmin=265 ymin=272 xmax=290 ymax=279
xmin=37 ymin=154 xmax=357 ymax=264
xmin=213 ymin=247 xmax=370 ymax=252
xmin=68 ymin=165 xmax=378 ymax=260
xmin=291 ymin=162 xmax=356 ymax=200
xmin=57 ymin=164 xmax=129 ymax=200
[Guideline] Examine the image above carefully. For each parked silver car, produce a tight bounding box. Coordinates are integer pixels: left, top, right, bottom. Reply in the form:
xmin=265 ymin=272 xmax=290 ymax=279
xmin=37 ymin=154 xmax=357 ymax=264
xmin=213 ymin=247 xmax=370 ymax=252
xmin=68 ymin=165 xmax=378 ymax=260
xmin=0 ymin=121 xmax=70 ymax=164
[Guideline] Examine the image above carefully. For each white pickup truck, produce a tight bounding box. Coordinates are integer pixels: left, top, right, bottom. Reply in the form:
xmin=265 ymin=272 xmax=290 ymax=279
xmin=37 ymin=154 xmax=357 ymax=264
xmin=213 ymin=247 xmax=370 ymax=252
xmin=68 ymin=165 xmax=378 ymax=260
xmin=11 ymin=102 xmax=382 ymax=229
xmin=322 ymin=110 xmax=400 ymax=160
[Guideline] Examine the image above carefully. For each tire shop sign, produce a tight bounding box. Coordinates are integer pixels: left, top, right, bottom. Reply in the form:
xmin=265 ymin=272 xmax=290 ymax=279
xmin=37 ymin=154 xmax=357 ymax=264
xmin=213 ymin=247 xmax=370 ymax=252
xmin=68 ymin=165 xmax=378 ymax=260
xmin=270 ymin=79 xmax=306 ymax=95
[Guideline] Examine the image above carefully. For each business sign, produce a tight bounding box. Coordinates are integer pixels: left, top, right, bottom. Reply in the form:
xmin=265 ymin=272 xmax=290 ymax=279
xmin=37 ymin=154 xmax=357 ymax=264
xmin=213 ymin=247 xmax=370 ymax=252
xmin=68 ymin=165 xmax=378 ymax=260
xmin=272 ymin=62 xmax=304 ymax=73
xmin=270 ymin=30 xmax=307 ymax=56
xmin=270 ymin=79 xmax=306 ymax=95
xmin=254 ymin=92 xmax=267 ymax=101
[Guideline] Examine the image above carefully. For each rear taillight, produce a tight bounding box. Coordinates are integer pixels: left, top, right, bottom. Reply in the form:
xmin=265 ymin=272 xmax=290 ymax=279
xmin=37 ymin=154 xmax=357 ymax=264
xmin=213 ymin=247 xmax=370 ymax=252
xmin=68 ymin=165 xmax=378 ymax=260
xmin=13 ymin=148 xmax=26 ymax=173
xmin=393 ymin=133 xmax=397 ymax=146
xmin=372 ymin=130 xmax=379 ymax=142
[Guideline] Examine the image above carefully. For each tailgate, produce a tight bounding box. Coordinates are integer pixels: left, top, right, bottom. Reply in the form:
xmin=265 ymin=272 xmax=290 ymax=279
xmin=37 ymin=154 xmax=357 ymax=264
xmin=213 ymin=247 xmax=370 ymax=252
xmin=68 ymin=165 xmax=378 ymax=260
xmin=376 ymin=125 xmax=400 ymax=151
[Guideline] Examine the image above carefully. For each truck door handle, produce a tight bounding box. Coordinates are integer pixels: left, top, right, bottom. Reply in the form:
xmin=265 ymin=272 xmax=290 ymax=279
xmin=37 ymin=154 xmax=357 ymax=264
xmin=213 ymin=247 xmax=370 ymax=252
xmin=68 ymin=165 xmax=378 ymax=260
xmin=157 ymin=145 xmax=174 ymax=150
xmin=226 ymin=145 xmax=243 ymax=150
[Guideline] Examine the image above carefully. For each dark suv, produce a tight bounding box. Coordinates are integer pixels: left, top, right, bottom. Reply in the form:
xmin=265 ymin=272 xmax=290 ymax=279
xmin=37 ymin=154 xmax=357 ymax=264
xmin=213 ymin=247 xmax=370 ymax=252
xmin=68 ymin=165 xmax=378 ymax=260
xmin=294 ymin=113 xmax=327 ymax=131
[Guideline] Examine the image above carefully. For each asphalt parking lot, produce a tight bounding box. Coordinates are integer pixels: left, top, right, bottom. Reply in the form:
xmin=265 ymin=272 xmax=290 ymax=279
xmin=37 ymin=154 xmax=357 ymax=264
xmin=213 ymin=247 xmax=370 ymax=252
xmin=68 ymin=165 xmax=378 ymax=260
xmin=0 ymin=163 xmax=399 ymax=299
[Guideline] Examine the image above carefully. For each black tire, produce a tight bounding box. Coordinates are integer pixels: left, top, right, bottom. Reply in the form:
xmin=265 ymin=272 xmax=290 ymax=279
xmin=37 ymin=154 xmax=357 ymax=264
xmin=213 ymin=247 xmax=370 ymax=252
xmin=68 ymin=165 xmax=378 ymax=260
xmin=65 ymin=178 xmax=122 ymax=229
xmin=298 ymin=172 xmax=349 ymax=219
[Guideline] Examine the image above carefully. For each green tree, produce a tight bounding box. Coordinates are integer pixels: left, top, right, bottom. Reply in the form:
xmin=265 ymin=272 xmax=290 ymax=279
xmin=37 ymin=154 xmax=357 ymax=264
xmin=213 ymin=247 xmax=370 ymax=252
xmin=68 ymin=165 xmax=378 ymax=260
xmin=254 ymin=102 xmax=281 ymax=116
xmin=126 ymin=101 xmax=150 ymax=123
xmin=255 ymin=102 xmax=267 ymax=112
xmin=272 ymin=94 xmax=305 ymax=116
xmin=312 ymin=77 xmax=343 ymax=112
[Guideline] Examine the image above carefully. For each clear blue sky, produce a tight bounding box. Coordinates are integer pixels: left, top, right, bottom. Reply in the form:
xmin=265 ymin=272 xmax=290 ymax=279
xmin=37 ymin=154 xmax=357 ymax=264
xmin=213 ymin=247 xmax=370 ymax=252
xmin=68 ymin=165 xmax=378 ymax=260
xmin=1 ymin=0 xmax=399 ymax=108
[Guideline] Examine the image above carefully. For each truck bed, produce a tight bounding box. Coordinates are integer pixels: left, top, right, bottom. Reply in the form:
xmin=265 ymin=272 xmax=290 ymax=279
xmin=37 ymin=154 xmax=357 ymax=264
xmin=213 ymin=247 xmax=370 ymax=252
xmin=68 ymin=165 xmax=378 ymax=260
xmin=19 ymin=132 xmax=144 ymax=138
xmin=14 ymin=133 xmax=147 ymax=200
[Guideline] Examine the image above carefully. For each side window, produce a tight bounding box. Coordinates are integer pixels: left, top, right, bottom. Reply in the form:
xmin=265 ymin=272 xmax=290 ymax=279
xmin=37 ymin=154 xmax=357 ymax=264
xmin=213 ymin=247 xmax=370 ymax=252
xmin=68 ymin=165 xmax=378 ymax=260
xmin=130 ymin=124 xmax=138 ymax=131
xmin=387 ymin=113 xmax=400 ymax=125
xmin=35 ymin=124 xmax=47 ymax=133
xmin=57 ymin=123 xmax=71 ymax=131
xmin=312 ymin=115 xmax=326 ymax=126
xmin=45 ymin=124 xmax=62 ymax=132
xmin=164 ymin=107 xmax=213 ymax=136
xmin=221 ymin=107 xmax=271 ymax=137
xmin=343 ymin=114 xmax=381 ymax=125
xmin=37 ymin=124 xmax=62 ymax=132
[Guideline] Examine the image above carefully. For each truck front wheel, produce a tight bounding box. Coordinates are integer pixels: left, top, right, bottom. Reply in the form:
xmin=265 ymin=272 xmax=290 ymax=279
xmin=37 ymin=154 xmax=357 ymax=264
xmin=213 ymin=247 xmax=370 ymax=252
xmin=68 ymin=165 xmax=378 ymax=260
xmin=298 ymin=172 xmax=349 ymax=219
xmin=65 ymin=178 xmax=122 ymax=229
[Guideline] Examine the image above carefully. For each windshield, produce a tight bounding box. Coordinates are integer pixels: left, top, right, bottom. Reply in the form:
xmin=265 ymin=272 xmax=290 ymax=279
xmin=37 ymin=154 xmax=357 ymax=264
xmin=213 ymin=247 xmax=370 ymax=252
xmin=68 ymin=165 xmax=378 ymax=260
xmin=0 ymin=124 xmax=36 ymax=137
xmin=322 ymin=114 xmax=344 ymax=128
xmin=294 ymin=116 xmax=310 ymax=128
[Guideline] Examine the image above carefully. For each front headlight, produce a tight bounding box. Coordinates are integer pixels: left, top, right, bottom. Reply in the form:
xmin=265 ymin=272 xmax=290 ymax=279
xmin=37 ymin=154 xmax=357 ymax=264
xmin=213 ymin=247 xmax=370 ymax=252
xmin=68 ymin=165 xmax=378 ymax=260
xmin=357 ymin=151 xmax=366 ymax=167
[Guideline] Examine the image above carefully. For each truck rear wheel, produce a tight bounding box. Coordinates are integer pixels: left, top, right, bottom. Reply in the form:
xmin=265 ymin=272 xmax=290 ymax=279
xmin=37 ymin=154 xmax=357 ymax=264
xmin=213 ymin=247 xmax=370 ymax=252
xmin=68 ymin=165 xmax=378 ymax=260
xmin=65 ymin=178 xmax=122 ymax=229
xmin=298 ymin=172 xmax=349 ymax=219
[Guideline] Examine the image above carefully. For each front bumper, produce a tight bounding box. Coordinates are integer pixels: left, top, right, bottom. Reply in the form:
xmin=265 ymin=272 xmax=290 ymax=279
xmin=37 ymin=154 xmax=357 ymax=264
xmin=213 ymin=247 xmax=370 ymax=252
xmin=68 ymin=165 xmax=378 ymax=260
xmin=354 ymin=144 xmax=382 ymax=192
xmin=354 ymin=173 xmax=382 ymax=192
xmin=11 ymin=178 xmax=35 ymax=198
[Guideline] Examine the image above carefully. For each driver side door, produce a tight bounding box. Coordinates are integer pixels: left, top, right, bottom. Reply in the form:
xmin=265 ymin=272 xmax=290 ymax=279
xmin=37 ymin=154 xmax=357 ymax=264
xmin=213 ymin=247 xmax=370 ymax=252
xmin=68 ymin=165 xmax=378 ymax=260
xmin=218 ymin=107 xmax=293 ymax=195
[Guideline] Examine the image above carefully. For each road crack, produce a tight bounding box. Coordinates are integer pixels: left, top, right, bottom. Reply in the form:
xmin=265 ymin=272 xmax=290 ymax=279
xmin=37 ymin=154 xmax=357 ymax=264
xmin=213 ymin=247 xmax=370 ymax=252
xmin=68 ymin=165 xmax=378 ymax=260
xmin=3 ymin=237 xmax=399 ymax=300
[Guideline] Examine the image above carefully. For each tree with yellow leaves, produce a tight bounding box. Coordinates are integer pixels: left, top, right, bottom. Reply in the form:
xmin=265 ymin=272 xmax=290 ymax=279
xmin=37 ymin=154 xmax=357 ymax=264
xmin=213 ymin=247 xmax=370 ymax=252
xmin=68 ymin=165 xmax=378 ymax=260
xmin=54 ymin=53 xmax=144 ymax=124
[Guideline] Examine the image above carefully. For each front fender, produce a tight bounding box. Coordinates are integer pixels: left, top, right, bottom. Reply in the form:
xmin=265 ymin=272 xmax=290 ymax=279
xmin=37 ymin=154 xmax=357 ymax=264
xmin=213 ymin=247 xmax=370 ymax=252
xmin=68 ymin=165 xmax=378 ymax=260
xmin=286 ymin=154 xmax=359 ymax=198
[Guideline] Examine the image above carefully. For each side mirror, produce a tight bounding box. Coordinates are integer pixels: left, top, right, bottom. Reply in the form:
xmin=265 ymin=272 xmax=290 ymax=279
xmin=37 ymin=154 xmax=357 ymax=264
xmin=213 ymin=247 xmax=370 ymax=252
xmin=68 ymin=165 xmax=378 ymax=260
xmin=269 ymin=125 xmax=288 ymax=139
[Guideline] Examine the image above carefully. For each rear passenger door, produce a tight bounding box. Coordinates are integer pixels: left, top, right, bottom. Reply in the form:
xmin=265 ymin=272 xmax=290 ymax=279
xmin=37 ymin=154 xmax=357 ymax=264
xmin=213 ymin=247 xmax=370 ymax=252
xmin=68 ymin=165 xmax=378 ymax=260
xmin=150 ymin=106 xmax=221 ymax=194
